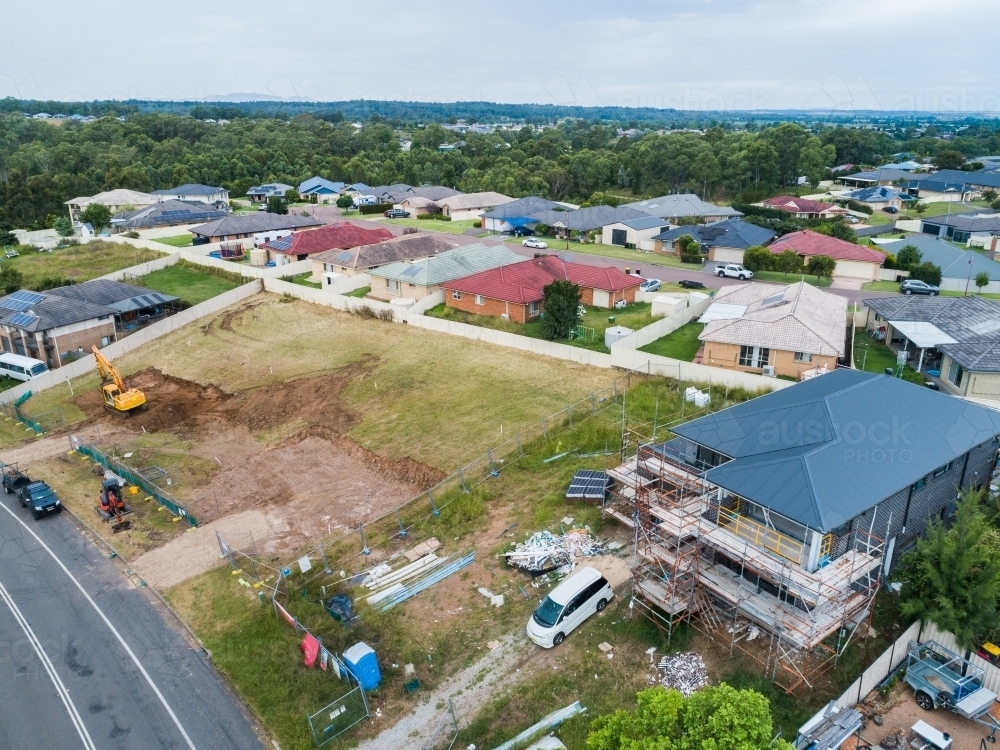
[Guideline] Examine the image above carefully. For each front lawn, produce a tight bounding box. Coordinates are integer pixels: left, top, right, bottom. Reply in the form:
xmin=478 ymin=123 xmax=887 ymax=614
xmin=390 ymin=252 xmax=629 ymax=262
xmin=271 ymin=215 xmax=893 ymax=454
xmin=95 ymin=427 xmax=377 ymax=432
xmin=381 ymin=218 xmax=482 ymax=235
xmin=425 ymin=301 xmax=656 ymax=353
xmin=153 ymin=234 xmax=194 ymax=248
xmin=750 ymin=270 xmax=832 ymax=287
xmin=639 ymin=321 xmax=705 ymax=361
xmin=3 ymin=240 xmax=164 ymax=289
xmin=502 ymin=237 xmax=705 ymax=271
xmin=140 ymin=263 xmax=242 ymax=305
xmin=852 ymin=328 xmax=925 ymax=385
xmin=861 ymin=281 xmax=1000 ymax=299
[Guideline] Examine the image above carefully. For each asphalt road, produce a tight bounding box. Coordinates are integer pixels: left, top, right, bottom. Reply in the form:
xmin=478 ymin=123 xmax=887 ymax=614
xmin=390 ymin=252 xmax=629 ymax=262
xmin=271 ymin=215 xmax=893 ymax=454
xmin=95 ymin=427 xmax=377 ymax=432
xmin=0 ymin=492 xmax=264 ymax=750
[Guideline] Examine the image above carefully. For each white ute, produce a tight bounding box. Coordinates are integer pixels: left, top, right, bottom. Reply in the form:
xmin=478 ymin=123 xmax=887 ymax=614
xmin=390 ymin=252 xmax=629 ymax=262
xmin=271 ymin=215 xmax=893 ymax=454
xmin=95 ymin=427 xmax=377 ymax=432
xmin=715 ymin=263 xmax=753 ymax=280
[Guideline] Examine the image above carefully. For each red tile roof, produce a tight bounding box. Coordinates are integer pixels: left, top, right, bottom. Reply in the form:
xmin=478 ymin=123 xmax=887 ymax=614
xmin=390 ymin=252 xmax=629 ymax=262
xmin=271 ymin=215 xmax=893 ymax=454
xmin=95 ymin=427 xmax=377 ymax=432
xmin=762 ymin=196 xmax=843 ymax=215
xmin=443 ymin=256 xmax=640 ymax=304
xmin=768 ymin=230 xmax=886 ymax=263
xmin=263 ymin=222 xmax=393 ymax=255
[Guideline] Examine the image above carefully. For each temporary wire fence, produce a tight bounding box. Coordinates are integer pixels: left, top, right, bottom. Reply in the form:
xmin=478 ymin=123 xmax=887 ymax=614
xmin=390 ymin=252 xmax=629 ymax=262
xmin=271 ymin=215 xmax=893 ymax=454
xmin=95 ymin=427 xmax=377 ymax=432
xmin=71 ymin=435 xmax=198 ymax=526
xmin=0 ymin=395 xmax=65 ymax=434
xmin=422 ymin=699 xmax=459 ymax=750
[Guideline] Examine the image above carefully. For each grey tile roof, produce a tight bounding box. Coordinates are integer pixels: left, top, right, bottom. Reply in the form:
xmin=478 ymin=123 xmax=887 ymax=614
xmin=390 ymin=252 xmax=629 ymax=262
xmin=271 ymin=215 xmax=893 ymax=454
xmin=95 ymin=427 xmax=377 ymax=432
xmin=671 ymin=368 xmax=1000 ymax=531
xmin=842 ymin=185 xmax=913 ymax=203
xmin=623 ymin=194 xmax=743 ymax=219
xmin=920 ymin=213 xmax=1000 ymax=232
xmin=530 ymin=205 xmax=652 ymax=231
xmin=915 ymin=169 xmax=1000 ymax=189
xmin=621 ymin=215 xmax=669 ymax=231
xmin=369 ymin=244 xmax=523 ymax=286
xmin=112 ymin=199 xmax=227 ymax=229
xmin=843 ymin=168 xmax=914 ymax=183
xmin=313 ymin=233 xmax=456 ymax=270
xmin=482 ymin=196 xmax=564 ymax=219
xmin=298 ymin=177 xmax=344 ymax=194
xmin=0 ymin=292 xmax=112 ymax=332
xmin=652 ymin=218 xmax=776 ymax=248
xmin=879 ymin=235 xmax=1000 ymax=281
xmin=46 ymin=279 xmax=177 ymax=308
xmin=152 ymin=183 xmax=224 ymax=196
xmin=246 ymin=183 xmax=293 ymax=197
xmin=190 ymin=213 xmax=322 ymax=238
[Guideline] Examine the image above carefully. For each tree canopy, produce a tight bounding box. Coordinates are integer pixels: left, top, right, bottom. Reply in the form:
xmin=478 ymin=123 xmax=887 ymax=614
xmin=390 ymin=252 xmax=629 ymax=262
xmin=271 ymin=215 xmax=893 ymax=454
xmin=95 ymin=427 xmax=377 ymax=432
xmin=586 ymin=684 xmax=794 ymax=750
xmin=540 ymin=280 xmax=582 ymax=340
xmin=79 ymin=202 xmax=111 ymax=232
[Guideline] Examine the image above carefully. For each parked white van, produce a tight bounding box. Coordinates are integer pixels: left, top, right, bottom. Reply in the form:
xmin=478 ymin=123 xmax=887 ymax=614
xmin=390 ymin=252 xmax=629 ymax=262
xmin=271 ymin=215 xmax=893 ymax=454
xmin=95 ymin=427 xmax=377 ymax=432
xmin=526 ymin=566 xmax=613 ymax=648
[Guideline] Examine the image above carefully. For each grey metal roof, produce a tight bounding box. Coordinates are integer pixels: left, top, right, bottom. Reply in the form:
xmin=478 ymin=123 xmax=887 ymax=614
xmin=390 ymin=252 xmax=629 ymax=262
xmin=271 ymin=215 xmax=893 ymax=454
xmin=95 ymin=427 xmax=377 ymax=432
xmin=370 ymin=244 xmax=523 ymax=286
xmin=152 ymin=183 xmax=224 ymax=196
xmin=482 ymin=197 xmax=564 ymax=219
xmin=671 ymin=368 xmax=1000 ymax=531
xmin=842 ymin=185 xmax=913 ymax=203
xmin=652 ymin=218 xmax=776 ymax=248
xmin=915 ymin=169 xmax=1000 ymax=189
xmin=46 ymin=279 xmax=178 ymax=309
xmin=920 ymin=213 xmax=1000 ymax=232
xmin=298 ymin=177 xmax=344 ymax=194
xmin=879 ymin=235 xmax=1000 ymax=282
xmin=112 ymin=199 xmax=227 ymax=229
xmin=529 ymin=205 xmax=652 ymax=231
xmin=0 ymin=291 xmax=113 ymax=332
xmin=842 ymin=168 xmax=914 ymax=183
xmin=621 ymin=215 xmax=669 ymax=231
xmin=246 ymin=183 xmax=293 ymax=196
xmin=190 ymin=213 xmax=322 ymax=237
xmin=623 ymin=194 xmax=743 ymax=220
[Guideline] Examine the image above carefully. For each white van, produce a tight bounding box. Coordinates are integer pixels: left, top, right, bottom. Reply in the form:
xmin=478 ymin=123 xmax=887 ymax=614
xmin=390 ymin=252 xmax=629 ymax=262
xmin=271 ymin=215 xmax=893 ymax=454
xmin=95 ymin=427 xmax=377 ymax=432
xmin=526 ymin=566 xmax=613 ymax=648
xmin=0 ymin=353 xmax=48 ymax=382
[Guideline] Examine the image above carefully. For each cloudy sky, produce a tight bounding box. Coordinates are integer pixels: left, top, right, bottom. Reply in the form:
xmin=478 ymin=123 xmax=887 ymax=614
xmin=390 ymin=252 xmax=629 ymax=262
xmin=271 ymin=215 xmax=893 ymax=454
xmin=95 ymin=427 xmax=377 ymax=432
xmin=3 ymin=0 xmax=998 ymax=111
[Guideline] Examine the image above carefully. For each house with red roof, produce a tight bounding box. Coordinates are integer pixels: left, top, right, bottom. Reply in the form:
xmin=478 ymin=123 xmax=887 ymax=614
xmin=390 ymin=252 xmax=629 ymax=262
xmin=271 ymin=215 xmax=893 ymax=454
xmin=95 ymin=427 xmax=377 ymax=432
xmin=768 ymin=230 xmax=886 ymax=281
xmin=442 ymin=256 xmax=641 ymax=323
xmin=761 ymin=196 xmax=847 ymax=220
xmin=261 ymin=222 xmax=393 ymax=264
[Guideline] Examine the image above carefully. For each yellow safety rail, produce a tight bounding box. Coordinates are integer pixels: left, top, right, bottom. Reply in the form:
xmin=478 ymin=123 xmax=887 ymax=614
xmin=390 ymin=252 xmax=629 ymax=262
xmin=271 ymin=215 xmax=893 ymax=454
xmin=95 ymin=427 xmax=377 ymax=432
xmin=717 ymin=507 xmax=804 ymax=565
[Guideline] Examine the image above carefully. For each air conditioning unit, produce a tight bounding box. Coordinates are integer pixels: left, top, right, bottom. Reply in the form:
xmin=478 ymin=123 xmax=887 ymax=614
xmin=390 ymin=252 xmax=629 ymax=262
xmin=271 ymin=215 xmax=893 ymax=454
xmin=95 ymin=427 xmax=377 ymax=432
xmin=500 ymin=313 xmax=509 ymax=320
xmin=614 ymin=299 xmax=626 ymax=309
xmin=762 ymin=365 xmax=776 ymax=377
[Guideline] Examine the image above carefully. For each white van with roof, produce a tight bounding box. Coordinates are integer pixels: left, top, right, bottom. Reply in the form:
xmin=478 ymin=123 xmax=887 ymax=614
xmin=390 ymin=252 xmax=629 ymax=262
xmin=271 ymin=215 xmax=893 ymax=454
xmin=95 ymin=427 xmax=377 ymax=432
xmin=526 ymin=566 xmax=613 ymax=648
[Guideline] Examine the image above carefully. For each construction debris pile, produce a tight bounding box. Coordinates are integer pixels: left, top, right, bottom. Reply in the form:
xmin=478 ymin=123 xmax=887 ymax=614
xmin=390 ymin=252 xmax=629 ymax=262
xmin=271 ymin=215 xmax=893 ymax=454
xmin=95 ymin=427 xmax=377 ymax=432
xmin=503 ymin=528 xmax=607 ymax=575
xmin=648 ymin=652 xmax=710 ymax=696
xmin=361 ymin=546 xmax=475 ymax=611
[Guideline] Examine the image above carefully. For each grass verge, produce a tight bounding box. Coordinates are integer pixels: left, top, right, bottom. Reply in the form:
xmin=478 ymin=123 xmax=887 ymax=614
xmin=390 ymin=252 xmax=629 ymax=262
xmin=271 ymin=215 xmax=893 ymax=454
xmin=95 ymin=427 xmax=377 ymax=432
xmin=639 ymin=321 xmax=704 ymax=361
xmin=139 ymin=263 xmax=242 ymax=305
xmin=4 ymin=240 xmax=164 ymax=288
xmin=751 ymin=270 xmax=832 ymax=287
xmin=502 ymin=238 xmax=705 ymax=271
xmin=152 ymin=235 xmax=193 ymax=248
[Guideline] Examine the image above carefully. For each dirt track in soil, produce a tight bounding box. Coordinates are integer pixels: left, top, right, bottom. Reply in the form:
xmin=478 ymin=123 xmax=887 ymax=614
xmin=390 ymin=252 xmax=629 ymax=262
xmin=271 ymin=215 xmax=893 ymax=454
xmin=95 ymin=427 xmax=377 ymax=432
xmin=73 ymin=361 xmax=446 ymax=581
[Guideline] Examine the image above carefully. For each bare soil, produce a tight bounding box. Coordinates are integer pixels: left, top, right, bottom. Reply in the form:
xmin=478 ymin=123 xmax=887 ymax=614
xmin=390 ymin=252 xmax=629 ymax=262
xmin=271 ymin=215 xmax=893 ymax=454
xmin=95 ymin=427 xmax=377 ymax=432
xmin=64 ymin=359 xmax=446 ymax=582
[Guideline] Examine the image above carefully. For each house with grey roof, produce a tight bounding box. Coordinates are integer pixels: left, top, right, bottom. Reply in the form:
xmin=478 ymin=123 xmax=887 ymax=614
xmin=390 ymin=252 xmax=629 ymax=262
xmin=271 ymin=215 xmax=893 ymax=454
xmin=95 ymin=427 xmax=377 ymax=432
xmin=601 ymin=214 xmax=672 ymax=249
xmin=112 ymin=200 xmax=227 ymax=231
xmin=622 ymin=194 xmax=743 ymax=222
xmin=0 ymin=280 xmax=179 ymax=369
xmin=310 ymin=233 xmax=457 ymax=282
xmin=482 ymin=197 xmax=578 ymax=233
xmin=246 ymin=183 xmax=294 ymax=203
xmin=151 ymin=183 xmax=229 ymax=205
xmin=877 ymin=234 xmax=1000 ymax=292
xmin=367 ymin=244 xmax=523 ymax=302
xmin=189 ymin=213 xmax=322 ymax=243
xmin=297 ymin=177 xmax=345 ymax=200
xmin=840 ymin=185 xmax=913 ymax=211
xmin=836 ymin=168 xmax=914 ymax=188
xmin=604 ymin=368 xmax=1000 ymax=688
xmin=651 ymin=218 xmax=776 ymax=263
xmin=864 ymin=294 xmax=1000 ymax=398
xmin=919 ymin=212 xmax=1000 ymax=244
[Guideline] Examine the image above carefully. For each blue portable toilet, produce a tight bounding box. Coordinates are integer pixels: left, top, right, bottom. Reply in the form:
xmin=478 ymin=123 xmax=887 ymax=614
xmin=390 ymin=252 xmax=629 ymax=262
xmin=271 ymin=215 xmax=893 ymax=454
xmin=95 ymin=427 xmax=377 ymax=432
xmin=342 ymin=642 xmax=381 ymax=690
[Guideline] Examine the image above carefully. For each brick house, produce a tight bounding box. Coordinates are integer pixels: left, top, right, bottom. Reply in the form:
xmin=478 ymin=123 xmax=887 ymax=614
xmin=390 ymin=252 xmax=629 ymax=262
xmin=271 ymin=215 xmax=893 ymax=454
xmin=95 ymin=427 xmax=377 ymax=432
xmin=443 ymin=256 xmax=641 ymax=323
xmin=761 ymin=196 xmax=848 ymax=220
xmin=260 ymin=222 xmax=393 ymax=264
xmin=768 ymin=230 xmax=887 ymax=282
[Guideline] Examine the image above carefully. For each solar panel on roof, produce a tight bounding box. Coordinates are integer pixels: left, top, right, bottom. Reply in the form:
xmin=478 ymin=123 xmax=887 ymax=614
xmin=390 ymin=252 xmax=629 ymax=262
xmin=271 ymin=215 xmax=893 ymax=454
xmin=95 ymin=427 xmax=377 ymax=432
xmin=335 ymin=250 xmax=354 ymax=262
xmin=565 ymin=470 xmax=611 ymax=500
xmin=760 ymin=292 xmax=785 ymax=307
xmin=402 ymin=265 xmax=422 ymax=278
xmin=0 ymin=298 xmax=31 ymax=312
xmin=10 ymin=290 xmax=44 ymax=305
xmin=7 ymin=313 xmax=38 ymax=328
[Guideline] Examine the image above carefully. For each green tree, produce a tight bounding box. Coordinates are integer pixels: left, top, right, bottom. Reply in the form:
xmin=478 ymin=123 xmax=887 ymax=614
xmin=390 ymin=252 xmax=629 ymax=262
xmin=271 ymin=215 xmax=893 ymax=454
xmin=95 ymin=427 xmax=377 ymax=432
xmin=913 ymin=202 xmax=927 ymax=215
xmin=53 ymin=216 xmax=73 ymax=236
xmin=335 ymin=194 xmax=354 ymax=209
xmin=540 ymin=280 xmax=581 ymax=340
xmin=976 ymin=271 xmax=991 ymax=293
xmin=934 ymin=149 xmax=966 ymax=171
xmin=900 ymin=492 xmax=1000 ymax=650
xmin=741 ymin=245 xmax=773 ymax=273
xmin=79 ymin=203 xmax=112 ymax=233
xmin=910 ymin=261 xmax=942 ymax=286
xmin=586 ymin=684 xmax=794 ymax=750
xmin=0 ymin=265 xmax=23 ymax=295
xmin=0 ymin=226 xmax=16 ymax=247
xmin=896 ymin=244 xmax=922 ymax=269
xmin=676 ymin=234 xmax=700 ymax=256
xmin=266 ymin=196 xmax=288 ymax=214
xmin=284 ymin=188 xmax=298 ymax=203
xmin=690 ymin=150 xmax=721 ymax=199
xmin=776 ymin=248 xmax=802 ymax=277
xmin=983 ymin=189 xmax=998 ymax=204
xmin=805 ymin=254 xmax=836 ymax=280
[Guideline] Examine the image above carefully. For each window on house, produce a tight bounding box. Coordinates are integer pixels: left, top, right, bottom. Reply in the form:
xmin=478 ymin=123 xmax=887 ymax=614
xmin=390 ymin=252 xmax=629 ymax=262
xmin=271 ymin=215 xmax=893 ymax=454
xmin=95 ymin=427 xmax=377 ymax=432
xmin=912 ymin=477 xmax=926 ymax=491
xmin=101 ymin=336 xmax=110 ymax=347
xmin=388 ymin=279 xmax=400 ymax=292
xmin=739 ymin=346 xmax=770 ymax=368
xmin=475 ymin=295 xmax=484 ymax=306
xmin=452 ymin=290 xmax=462 ymax=300
xmin=932 ymin=462 xmax=952 ymax=478
xmin=794 ymin=352 xmax=812 ymax=362
xmin=528 ymin=301 xmax=540 ymax=317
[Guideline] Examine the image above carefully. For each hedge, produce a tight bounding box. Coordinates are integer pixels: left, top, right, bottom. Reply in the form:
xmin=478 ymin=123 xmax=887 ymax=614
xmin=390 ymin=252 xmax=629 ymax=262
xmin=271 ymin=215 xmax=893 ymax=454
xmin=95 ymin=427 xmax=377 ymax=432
xmin=731 ymin=201 xmax=787 ymax=220
xmin=359 ymin=203 xmax=389 ymax=215
xmin=417 ymin=214 xmax=451 ymax=221
xmin=679 ymin=253 xmax=703 ymax=264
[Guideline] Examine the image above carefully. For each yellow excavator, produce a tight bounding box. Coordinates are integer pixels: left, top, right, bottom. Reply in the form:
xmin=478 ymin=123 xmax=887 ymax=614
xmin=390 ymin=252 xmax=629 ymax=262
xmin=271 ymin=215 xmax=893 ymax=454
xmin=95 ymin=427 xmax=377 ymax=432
xmin=92 ymin=346 xmax=146 ymax=416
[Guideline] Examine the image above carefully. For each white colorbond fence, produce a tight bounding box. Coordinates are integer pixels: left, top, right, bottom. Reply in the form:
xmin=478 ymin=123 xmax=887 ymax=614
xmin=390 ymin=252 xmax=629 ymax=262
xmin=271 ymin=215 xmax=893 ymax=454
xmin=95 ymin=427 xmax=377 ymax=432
xmin=0 ymin=281 xmax=263 ymax=405
xmin=175 ymin=250 xmax=312 ymax=279
xmin=610 ymin=347 xmax=792 ymax=392
xmin=613 ymin=296 xmax=712 ymax=351
xmin=833 ymin=620 xmax=1000 ymax=709
xmin=95 ymin=252 xmax=180 ymax=281
xmin=262 ymin=277 xmax=402 ymax=319
xmin=941 ymin=277 xmax=1000 ymax=295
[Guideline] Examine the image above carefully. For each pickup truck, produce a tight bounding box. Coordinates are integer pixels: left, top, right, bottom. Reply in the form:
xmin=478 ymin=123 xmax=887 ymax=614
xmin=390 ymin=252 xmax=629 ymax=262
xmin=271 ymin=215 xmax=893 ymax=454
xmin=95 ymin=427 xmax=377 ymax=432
xmin=17 ymin=480 xmax=62 ymax=520
xmin=2 ymin=465 xmax=32 ymax=496
xmin=715 ymin=263 xmax=753 ymax=280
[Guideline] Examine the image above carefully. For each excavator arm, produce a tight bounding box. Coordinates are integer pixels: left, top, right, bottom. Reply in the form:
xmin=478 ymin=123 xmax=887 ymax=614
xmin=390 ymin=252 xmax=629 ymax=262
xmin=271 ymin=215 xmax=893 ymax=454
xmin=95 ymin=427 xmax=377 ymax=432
xmin=91 ymin=346 xmax=146 ymax=414
xmin=92 ymin=346 xmax=127 ymax=393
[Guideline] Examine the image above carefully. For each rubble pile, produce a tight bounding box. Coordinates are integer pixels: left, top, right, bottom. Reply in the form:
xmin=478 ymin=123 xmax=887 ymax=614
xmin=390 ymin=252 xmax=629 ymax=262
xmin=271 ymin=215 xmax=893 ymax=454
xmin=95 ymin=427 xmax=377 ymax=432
xmin=648 ymin=652 xmax=710 ymax=696
xmin=503 ymin=528 xmax=606 ymax=574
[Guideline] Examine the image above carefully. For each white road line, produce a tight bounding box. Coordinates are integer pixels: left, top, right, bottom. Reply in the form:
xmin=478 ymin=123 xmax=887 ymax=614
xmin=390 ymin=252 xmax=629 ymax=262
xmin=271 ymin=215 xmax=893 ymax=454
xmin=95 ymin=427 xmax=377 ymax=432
xmin=0 ymin=579 xmax=97 ymax=750
xmin=0 ymin=502 xmax=198 ymax=750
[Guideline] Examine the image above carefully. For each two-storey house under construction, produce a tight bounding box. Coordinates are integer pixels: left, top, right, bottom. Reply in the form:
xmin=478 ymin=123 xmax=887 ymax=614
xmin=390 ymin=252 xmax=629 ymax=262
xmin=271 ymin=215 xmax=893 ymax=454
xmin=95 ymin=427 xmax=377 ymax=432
xmin=604 ymin=369 xmax=1000 ymax=691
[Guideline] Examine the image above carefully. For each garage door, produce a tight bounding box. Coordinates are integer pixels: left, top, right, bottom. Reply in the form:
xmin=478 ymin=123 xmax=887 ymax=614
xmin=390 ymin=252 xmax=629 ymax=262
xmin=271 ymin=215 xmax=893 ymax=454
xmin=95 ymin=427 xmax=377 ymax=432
xmin=593 ymin=289 xmax=610 ymax=307
xmin=611 ymin=229 xmax=627 ymax=246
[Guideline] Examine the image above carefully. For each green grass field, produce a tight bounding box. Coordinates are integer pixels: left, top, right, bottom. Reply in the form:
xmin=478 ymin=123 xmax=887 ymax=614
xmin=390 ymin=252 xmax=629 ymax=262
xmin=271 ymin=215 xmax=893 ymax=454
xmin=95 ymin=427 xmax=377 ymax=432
xmin=502 ymin=237 xmax=705 ymax=272
xmin=3 ymin=240 xmax=164 ymax=289
xmin=425 ymin=301 xmax=656 ymax=353
xmin=853 ymin=328 xmax=925 ymax=385
xmin=639 ymin=321 xmax=705 ymax=360
xmin=381 ymin=217 xmax=482 ymax=234
xmin=152 ymin=234 xmax=193 ymax=248
xmin=751 ymin=270 xmax=832 ymax=287
xmin=282 ymin=272 xmax=322 ymax=289
xmin=344 ymin=285 xmax=370 ymax=298
xmin=139 ymin=263 xmax=241 ymax=305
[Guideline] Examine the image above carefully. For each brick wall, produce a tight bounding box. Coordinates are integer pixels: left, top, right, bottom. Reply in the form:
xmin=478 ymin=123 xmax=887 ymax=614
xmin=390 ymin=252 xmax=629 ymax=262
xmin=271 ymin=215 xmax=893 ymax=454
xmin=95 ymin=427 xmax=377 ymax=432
xmin=702 ymin=341 xmax=838 ymax=379
xmin=445 ymin=290 xmax=530 ymax=323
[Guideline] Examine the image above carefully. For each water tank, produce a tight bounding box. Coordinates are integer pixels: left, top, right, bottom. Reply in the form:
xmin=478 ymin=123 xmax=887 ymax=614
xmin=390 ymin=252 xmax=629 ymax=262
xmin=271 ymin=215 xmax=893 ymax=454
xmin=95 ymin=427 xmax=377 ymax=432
xmin=604 ymin=325 xmax=634 ymax=349
xmin=249 ymin=248 xmax=267 ymax=266
xmin=342 ymin=641 xmax=381 ymax=690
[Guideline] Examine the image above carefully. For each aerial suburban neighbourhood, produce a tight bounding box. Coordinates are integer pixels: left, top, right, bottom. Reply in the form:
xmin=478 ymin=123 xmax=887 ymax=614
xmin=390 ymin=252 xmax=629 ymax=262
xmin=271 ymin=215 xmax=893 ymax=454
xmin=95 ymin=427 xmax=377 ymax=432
xmin=3 ymin=4 xmax=1000 ymax=750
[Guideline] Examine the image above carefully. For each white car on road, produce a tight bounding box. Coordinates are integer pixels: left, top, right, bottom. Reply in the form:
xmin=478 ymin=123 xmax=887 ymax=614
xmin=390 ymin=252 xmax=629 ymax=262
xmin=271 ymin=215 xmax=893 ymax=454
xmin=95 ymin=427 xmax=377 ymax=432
xmin=522 ymin=238 xmax=548 ymax=249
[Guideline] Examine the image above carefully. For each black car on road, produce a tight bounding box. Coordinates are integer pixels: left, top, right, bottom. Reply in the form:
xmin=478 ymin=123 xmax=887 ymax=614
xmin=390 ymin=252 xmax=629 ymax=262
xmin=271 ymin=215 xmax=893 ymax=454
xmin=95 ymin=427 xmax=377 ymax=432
xmin=383 ymin=208 xmax=410 ymax=218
